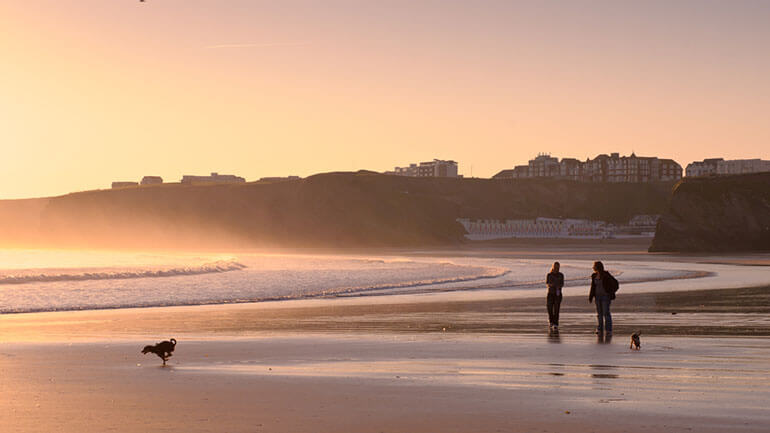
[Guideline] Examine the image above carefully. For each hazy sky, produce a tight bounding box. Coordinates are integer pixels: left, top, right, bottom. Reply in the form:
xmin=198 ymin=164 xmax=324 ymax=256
xmin=2 ymin=1 xmax=769 ymax=198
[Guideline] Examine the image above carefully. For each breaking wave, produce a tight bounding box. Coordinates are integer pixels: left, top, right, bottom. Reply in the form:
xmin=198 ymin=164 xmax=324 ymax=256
xmin=0 ymin=261 xmax=247 ymax=285
xmin=313 ymin=267 xmax=509 ymax=298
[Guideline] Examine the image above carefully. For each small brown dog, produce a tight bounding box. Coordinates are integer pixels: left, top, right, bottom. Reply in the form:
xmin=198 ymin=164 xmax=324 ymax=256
xmin=142 ymin=338 xmax=177 ymax=365
xmin=630 ymin=331 xmax=641 ymax=350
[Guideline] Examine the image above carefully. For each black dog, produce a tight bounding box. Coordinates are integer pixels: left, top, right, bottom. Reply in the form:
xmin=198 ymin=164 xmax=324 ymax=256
xmin=142 ymin=338 xmax=177 ymax=365
xmin=630 ymin=331 xmax=641 ymax=350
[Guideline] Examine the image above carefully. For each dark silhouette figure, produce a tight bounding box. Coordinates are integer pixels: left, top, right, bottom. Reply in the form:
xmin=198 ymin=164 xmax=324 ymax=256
xmin=588 ymin=261 xmax=619 ymax=336
xmin=546 ymin=262 xmax=564 ymax=331
xmin=630 ymin=331 xmax=641 ymax=350
xmin=142 ymin=338 xmax=177 ymax=365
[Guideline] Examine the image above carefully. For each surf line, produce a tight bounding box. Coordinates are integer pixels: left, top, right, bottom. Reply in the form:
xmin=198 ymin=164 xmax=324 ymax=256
xmin=0 ymin=261 xmax=247 ymax=285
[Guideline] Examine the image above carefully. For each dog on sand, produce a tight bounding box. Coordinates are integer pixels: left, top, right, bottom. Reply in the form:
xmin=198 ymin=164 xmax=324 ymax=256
xmin=142 ymin=338 xmax=177 ymax=365
xmin=630 ymin=331 xmax=641 ymax=350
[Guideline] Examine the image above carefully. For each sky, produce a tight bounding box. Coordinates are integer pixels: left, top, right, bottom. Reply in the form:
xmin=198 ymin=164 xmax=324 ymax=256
xmin=1 ymin=0 xmax=769 ymax=199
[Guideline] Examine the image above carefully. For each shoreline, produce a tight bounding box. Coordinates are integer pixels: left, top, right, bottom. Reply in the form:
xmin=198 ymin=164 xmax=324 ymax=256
xmin=2 ymin=248 xmax=770 ymax=432
xmin=2 ymin=248 xmax=768 ymax=315
xmin=3 ymin=284 xmax=770 ymax=343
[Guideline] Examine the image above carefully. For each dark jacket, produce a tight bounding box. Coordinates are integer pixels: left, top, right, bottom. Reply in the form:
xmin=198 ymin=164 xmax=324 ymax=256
xmin=589 ymin=271 xmax=618 ymax=302
xmin=546 ymin=272 xmax=564 ymax=295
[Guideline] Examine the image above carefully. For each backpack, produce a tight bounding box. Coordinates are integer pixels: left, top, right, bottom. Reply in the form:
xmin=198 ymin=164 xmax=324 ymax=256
xmin=606 ymin=272 xmax=619 ymax=294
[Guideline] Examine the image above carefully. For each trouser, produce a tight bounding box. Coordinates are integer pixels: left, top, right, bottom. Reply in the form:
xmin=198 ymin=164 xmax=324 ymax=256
xmin=547 ymin=293 xmax=562 ymax=326
xmin=595 ymin=295 xmax=612 ymax=332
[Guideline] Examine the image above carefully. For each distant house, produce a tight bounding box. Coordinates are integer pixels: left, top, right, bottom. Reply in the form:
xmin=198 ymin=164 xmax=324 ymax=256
xmin=259 ymin=176 xmax=301 ymax=182
xmin=528 ymin=153 xmax=560 ymax=178
xmin=492 ymin=166 xmax=529 ymax=180
xmin=687 ymin=158 xmax=770 ymax=176
xmin=111 ymin=181 xmax=138 ymax=189
xmin=180 ymin=172 xmax=246 ymax=185
xmin=386 ymin=159 xmax=458 ymax=178
xmin=512 ymin=165 xmax=530 ymax=178
xmin=140 ymin=176 xmax=163 ymax=185
xmin=715 ymin=159 xmax=770 ymax=176
xmin=492 ymin=169 xmax=515 ymax=180
xmin=685 ymin=158 xmax=723 ymax=177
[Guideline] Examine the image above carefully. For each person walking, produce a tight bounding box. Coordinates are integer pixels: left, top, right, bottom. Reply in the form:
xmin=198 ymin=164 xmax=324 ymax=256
xmin=546 ymin=262 xmax=564 ymax=331
xmin=588 ymin=261 xmax=618 ymax=336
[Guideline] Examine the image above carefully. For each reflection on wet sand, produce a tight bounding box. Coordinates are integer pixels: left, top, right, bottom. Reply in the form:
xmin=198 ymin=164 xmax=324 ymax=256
xmin=590 ymin=364 xmax=620 ymax=380
xmin=547 ymin=329 xmax=562 ymax=343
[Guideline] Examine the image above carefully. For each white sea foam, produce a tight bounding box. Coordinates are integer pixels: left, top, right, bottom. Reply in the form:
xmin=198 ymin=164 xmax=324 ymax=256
xmin=0 ymin=250 xmax=765 ymax=314
xmin=0 ymin=261 xmax=246 ymax=285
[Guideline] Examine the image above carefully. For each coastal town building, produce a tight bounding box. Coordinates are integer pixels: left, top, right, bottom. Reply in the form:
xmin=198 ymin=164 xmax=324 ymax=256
xmin=715 ymin=159 xmax=770 ymax=175
xmin=558 ymin=158 xmax=582 ymax=181
xmin=458 ymin=215 xmax=659 ymax=240
xmin=181 ymin=172 xmax=245 ymax=184
xmin=686 ymin=158 xmax=770 ymax=177
xmin=493 ymin=153 xmax=682 ymax=183
xmin=528 ymin=153 xmax=560 ymax=178
xmin=685 ymin=158 xmax=723 ymax=177
xmin=140 ymin=176 xmax=163 ymax=185
xmin=386 ymin=159 xmax=458 ymax=178
xmin=259 ymin=176 xmax=301 ymax=182
xmin=111 ymin=181 xmax=138 ymax=188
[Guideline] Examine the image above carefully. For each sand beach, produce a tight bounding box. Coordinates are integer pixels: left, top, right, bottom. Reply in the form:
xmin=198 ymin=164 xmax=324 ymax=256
xmin=2 ymin=247 xmax=770 ymax=432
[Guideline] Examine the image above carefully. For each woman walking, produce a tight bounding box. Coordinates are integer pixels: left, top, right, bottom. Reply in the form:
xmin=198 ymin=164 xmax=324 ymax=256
xmin=588 ymin=261 xmax=618 ymax=336
xmin=546 ymin=262 xmax=564 ymax=331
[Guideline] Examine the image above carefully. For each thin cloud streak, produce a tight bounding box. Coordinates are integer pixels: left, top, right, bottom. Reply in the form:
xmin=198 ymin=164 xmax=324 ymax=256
xmin=205 ymin=42 xmax=310 ymax=49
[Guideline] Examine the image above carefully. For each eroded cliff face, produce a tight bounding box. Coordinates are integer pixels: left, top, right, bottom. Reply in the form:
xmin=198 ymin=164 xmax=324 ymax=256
xmin=650 ymin=173 xmax=770 ymax=252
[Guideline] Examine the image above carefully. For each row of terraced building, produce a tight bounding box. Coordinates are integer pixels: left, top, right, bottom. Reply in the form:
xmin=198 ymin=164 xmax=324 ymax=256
xmin=493 ymin=152 xmax=682 ymax=183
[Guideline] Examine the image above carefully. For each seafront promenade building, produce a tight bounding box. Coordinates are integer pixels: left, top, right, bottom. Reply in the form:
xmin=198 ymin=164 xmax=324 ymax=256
xmin=458 ymin=215 xmax=659 ymax=240
xmin=493 ymin=153 xmax=682 ymax=183
xmin=181 ymin=172 xmax=246 ymax=185
xmin=685 ymin=158 xmax=770 ymax=177
xmin=386 ymin=159 xmax=459 ymax=178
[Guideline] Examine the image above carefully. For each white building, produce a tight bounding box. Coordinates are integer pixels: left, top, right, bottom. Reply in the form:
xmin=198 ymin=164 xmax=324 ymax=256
xmin=716 ymin=159 xmax=770 ymax=175
xmin=685 ymin=158 xmax=723 ymax=177
xmin=387 ymin=159 xmax=458 ymax=178
xmin=111 ymin=181 xmax=138 ymax=189
xmin=457 ymin=217 xmax=608 ymax=240
xmin=181 ymin=172 xmax=246 ymax=184
xmin=528 ymin=153 xmax=560 ymax=177
xmin=140 ymin=176 xmax=163 ymax=185
xmin=458 ymin=215 xmax=659 ymax=240
xmin=686 ymin=158 xmax=770 ymax=177
xmin=259 ymin=176 xmax=301 ymax=182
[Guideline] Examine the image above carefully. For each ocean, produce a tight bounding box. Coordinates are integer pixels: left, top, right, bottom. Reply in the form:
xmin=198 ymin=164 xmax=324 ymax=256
xmin=0 ymin=249 xmax=759 ymax=314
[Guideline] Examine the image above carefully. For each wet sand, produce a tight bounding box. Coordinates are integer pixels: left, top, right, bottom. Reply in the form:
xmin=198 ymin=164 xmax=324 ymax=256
xmin=2 ymin=248 xmax=770 ymax=432
xmin=2 ymin=286 xmax=770 ymax=432
xmin=2 ymin=334 xmax=769 ymax=433
xmin=2 ymin=285 xmax=770 ymax=342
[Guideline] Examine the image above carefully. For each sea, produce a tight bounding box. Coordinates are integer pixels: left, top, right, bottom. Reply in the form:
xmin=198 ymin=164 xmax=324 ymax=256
xmin=0 ymin=249 xmax=765 ymax=314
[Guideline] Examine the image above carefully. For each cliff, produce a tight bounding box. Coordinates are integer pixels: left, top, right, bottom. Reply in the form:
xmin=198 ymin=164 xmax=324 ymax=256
xmin=649 ymin=173 xmax=770 ymax=252
xmin=0 ymin=171 xmax=674 ymax=249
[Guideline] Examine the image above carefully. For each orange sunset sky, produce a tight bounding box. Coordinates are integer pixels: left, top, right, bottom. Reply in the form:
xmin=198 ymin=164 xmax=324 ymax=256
xmin=1 ymin=0 xmax=769 ymax=199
